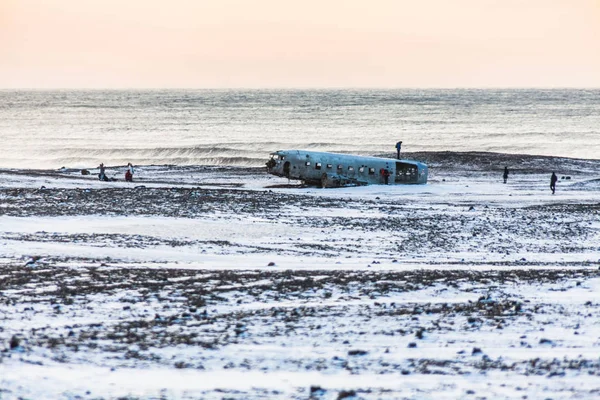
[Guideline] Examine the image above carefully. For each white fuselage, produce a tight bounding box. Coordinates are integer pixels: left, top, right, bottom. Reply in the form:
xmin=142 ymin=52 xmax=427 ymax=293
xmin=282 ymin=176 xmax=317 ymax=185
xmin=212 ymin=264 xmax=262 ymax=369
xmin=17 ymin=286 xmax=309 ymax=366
xmin=266 ymin=150 xmax=428 ymax=187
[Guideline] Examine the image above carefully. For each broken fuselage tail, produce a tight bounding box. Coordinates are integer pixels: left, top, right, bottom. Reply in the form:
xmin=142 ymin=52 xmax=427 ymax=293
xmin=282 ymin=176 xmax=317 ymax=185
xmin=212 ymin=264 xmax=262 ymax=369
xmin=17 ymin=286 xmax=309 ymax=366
xmin=266 ymin=150 xmax=428 ymax=188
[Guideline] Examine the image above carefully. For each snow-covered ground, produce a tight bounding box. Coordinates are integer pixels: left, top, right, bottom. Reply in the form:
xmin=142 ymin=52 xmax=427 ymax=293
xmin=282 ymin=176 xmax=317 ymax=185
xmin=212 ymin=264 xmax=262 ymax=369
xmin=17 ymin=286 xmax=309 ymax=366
xmin=1 ymin=154 xmax=600 ymax=399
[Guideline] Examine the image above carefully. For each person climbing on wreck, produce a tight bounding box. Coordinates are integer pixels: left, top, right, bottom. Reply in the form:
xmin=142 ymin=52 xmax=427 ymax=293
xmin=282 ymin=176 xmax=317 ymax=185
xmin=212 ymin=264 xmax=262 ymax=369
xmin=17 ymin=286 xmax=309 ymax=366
xmin=396 ymin=141 xmax=402 ymax=159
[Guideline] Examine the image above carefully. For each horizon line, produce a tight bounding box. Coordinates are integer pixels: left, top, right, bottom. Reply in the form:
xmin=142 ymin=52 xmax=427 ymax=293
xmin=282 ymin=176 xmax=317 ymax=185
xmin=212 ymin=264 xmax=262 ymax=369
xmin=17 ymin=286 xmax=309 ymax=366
xmin=2 ymin=86 xmax=600 ymax=91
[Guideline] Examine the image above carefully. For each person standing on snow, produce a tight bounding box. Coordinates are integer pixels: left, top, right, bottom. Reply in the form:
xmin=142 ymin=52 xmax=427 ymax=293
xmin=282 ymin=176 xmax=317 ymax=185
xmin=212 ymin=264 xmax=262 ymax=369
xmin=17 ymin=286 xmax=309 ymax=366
xmin=383 ymin=169 xmax=390 ymax=185
xmin=503 ymin=166 xmax=509 ymax=184
xmin=98 ymin=163 xmax=108 ymax=181
xmin=550 ymin=172 xmax=558 ymax=194
xmin=127 ymin=163 xmax=134 ymax=178
xmin=125 ymin=163 xmax=134 ymax=182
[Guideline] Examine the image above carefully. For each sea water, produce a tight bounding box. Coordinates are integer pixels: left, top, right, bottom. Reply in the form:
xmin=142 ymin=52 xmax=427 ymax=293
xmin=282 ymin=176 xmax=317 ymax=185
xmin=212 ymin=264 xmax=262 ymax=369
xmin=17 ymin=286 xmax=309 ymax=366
xmin=0 ymin=89 xmax=599 ymax=169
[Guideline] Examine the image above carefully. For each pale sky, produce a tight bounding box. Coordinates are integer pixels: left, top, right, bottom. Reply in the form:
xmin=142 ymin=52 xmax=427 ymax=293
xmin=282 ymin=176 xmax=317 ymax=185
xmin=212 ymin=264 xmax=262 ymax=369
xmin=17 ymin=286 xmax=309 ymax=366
xmin=1 ymin=0 xmax=599 ymax=88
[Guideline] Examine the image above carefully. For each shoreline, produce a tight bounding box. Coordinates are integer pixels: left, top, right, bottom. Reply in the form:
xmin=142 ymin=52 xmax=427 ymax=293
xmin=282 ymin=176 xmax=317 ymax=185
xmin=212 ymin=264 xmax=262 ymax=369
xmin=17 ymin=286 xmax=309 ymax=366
xmin=1 ymin=150 xmax=599 ymax=174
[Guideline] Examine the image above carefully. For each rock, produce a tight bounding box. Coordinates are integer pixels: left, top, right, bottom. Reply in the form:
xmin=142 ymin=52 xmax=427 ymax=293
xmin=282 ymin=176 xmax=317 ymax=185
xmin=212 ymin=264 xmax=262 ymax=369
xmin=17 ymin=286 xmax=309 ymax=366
xmin=348 ymin=349 xmax=367 ymax=356
xmin=472 ymin=347 xmax=483 ymax=355
xmin=548 ymin=371 xmax=566 ymax=377
xmin=81 ymin=169 xmax=90 ymax=175
xmin=174 ymin=361 xmax=189 ymax=369
xmin=10 ymin=335 xmax=20 ymax=349
xmin=310 ymin=386 xmax=326 ymax=395
xmin=408 ymin=342 xmax=417 ymax=348
xmin=24 ymin=256 xmax=41 ymax=267
xmin=267 ymin=262 xmax=276 ymax=266
xmin=337 ymin=390 xmax=356 ymax=399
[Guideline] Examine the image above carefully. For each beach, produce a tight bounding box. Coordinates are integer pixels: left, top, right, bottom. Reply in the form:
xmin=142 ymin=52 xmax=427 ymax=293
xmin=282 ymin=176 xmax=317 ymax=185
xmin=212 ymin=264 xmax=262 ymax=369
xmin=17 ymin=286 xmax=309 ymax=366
xmin=1 ymin=151 xmax=600 ymax=399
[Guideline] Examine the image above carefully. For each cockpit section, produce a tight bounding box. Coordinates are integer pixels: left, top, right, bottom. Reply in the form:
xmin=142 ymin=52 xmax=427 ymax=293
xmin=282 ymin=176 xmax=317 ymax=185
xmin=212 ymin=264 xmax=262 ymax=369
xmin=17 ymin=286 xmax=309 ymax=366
xmin=266 ymin=152 xmax=289 ymax=177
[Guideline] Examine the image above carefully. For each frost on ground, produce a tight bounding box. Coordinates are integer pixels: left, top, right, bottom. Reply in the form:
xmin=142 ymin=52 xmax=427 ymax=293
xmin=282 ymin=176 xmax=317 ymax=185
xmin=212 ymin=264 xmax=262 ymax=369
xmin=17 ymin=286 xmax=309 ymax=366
xmin=2 ymin=267 xmax=600 ymax=399
xmin=1 ymin=152 xmax=600 ymax=399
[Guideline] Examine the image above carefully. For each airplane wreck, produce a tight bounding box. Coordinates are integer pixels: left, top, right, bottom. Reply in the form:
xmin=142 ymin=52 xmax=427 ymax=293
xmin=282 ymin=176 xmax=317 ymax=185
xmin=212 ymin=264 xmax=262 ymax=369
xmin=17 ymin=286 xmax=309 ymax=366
xmin=266 ymin=150 xmax=428 ymax=188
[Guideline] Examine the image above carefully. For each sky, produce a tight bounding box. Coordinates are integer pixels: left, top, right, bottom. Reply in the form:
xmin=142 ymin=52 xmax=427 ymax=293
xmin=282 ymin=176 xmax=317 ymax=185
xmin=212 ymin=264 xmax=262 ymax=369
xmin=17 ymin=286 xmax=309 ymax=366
xmin=1 ymin=0 xmax=599 ymax=88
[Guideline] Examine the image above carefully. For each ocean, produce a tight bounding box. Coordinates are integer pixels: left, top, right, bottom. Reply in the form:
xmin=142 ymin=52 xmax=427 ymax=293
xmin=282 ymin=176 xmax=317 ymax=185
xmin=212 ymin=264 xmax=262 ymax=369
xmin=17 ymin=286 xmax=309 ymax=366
xmin=0 ymin=89 xmax=599 ymax=169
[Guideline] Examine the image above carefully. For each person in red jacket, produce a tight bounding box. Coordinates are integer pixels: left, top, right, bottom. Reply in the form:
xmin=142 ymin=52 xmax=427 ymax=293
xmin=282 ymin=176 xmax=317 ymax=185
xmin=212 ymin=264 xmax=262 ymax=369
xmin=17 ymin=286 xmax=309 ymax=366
xmin=125 ymin=162 xmax=134 ymax=182
xmin=383 ymin=169 xmax=390 ymax=185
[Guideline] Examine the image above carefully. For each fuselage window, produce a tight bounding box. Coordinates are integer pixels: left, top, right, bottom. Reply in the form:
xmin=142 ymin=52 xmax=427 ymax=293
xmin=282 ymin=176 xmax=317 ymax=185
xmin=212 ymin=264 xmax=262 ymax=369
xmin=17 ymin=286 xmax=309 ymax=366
xmin=337 ymin=165 xmax=343 ymax=171
xmin=358 ymin=167 xmax=365 ymax=173
xmin=348 ymin=166 xmax=354 ymax=172
xmin=315 ymin=162 xmax=322 ymax=170
xmin=368 ymin=168 xmax=375 ymax=175
xmin=326 ymin=164 xmax=333 ymax=169
xmin=305 ymin=161 xmax=311 ymax=166
xmin=279 ymin=155 xmax=285 ymax=160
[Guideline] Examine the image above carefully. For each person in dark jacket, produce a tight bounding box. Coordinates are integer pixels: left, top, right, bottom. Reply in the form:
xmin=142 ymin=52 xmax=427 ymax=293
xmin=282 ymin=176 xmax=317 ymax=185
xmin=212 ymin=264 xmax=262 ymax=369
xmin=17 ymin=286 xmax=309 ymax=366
xmin=503 ymin=166 xmax=509 ymax=184
xmin=550 ymin=172 xmax=558 ymax=194
xmin=98 ymin=163 xmax=109 ymax=181
xmin=395 ymin=141 xmax=402 ymax=159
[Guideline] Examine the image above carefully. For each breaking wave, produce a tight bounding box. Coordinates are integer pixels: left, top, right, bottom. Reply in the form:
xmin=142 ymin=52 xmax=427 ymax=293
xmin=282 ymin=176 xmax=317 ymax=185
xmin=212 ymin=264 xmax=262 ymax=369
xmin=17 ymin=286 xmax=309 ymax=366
xmin=13 ymin=143 xmax=383 ymax=169
xmin=13 ymin=154 xmax=268 ymax=170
